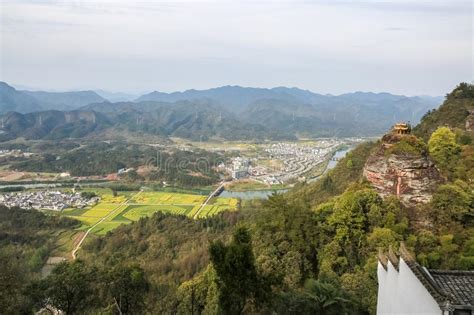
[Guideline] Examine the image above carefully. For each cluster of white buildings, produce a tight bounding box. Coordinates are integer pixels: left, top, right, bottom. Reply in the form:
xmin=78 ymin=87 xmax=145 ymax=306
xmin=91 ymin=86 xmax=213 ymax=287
xmin=0 ymin=191 xmax=98 ymax=211
xmin=223 ymin=140 xmax=343 ymax=185
xmin=255 ymin=140 xmax=342 ymax=184
xmin=228 ymin=157 xmax=250 ymax=179
xmin=0 ymin=149 xmax=34 ymax=158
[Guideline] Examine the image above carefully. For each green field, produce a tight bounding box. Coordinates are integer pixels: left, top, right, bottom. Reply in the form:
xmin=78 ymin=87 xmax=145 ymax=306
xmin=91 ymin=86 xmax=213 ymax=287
xmin=63 ymin=190 xmax=238 ymax=235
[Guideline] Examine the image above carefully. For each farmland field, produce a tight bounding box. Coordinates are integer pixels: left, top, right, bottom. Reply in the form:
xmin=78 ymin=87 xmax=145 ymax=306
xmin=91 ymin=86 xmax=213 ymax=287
xmin=63 ymin=190 xmax=239 ymax=235
xmin=130 ymin=191 xmax=206 ymax=205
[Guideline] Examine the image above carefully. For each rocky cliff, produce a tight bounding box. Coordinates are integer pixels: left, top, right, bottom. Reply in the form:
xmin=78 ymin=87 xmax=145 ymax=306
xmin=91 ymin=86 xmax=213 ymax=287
xmin=363 ymin=134 xmax=442 ymax=207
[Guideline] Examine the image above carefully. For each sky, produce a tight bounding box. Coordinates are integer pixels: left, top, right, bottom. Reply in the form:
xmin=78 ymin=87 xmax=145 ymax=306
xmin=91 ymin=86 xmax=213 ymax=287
xmin=0 ymin=0 xmax=472 ymax=96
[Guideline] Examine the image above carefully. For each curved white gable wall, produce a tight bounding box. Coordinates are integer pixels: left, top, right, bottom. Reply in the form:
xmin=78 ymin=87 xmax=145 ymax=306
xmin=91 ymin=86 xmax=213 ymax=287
xmin=377 ymin=257 xmax=443 ymax=315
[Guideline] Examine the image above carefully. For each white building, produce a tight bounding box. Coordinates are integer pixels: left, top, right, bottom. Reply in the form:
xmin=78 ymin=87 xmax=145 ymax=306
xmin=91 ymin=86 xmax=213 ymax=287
xmin=230 ymin=157 xmax=249 ymax=179
xmin=231 ymin=168 xmax=248 ymax=179
xmin=377 ymin=243 xmax=474 ymax=315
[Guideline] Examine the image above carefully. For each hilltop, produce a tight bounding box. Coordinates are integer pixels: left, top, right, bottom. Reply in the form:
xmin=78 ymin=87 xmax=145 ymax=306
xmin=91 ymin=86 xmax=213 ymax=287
xmin=0 ymin=82 xmax=443 ymax=141
xmin=0 ymin=82 xmax=106 ymax=114
xmin=414 ymin=82 xmax=474 ymax=140
xmin=0 ymin=110 xmax=109 ymax=141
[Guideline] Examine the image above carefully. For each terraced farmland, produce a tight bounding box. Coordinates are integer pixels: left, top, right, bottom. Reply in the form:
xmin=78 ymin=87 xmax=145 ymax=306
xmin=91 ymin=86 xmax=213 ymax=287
xmin=63 ymin=190 xmax=239 ymax=235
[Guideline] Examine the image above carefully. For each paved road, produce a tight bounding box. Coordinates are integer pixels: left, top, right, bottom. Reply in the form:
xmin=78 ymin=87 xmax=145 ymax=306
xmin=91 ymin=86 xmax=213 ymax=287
xmin=193 ymin=182 xmax=225 ymax=219
xmin=71 ymin=191 xmax=141 ymax=260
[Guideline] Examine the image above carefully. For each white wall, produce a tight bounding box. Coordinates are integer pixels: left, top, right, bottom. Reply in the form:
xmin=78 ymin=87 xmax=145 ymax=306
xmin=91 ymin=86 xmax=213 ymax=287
xmin=377 ymin=258 xmax=442 ymax=315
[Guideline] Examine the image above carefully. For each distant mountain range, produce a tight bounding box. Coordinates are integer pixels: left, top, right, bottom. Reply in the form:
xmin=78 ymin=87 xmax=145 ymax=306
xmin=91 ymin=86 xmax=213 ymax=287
xmin=0 ymin=81 xmax=443 ymax=141
xmin=94 ymin=90 xmax=140 ymax=102
xmin=0 ymin=82 xmax=106 ymax=113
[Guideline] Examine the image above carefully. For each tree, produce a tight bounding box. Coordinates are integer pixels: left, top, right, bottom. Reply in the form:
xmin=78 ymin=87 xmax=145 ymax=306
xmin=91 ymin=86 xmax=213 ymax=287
xmin=430 ymin=181 xmax=473 ymax=226
xmin=327 ymin=189 xmax=382 ymax=267
xmin=340 ymin=268 xmax=377 ymax=314
xmin=105 ymin=265 xmax=149 ymax=314
xmin=29 ymin=260 xmax=98 ymax=314
xmin=177 ymin=265 xmax=219 ymax=315
xmin=428 ymin=127 xmax=461 ymax=177
xmin=366 ymin=227 xmax=399 ymax=253
xmin=0 ymin=248 xmax=32 ymax=314
xmin=80 ymin=191 xmax=97 ymax=199
xmin=303 ymin=279 xmax=351 ymax=315
xmin=322 ymin=175 xmax=334 ymax=192
xmin=209 ymin=227 xmax=268 ymax=314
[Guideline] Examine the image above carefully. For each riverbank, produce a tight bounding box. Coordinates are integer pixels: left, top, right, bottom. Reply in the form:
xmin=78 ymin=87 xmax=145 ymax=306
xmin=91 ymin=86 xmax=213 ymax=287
xmin=221 ymin=146 xmax=353 ymax=199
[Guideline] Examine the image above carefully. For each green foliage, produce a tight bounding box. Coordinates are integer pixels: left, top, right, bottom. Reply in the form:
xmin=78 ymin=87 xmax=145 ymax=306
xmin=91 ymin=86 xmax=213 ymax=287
xmin=29 ymin=260 xmax=98 ymax=314
xmin=303 ymin=279 xmax=351 ymax=314
xmin=209 ymin=227 xmax=270 ymax=314
xmin=386 ymin=135 xmax=427 ymax=156
xmin=366 ymin=228 xmax=399 ymax=253
xmin=455 ymin=140 xmax=474 ymax=181
xmin=340 ymin=267 xmax=377 ymax=314
xmin=430 ymin=181 xmax=473 ymax=226
xmin=107 ymin=183 xmax=141 ymax=191
xmin=0 ymin=248 xmax=33 ymax=315
xmin=177 ymin=265 xmax=219 ymax=315
xmin=0 ymin=205 xmax=79 ymax=275
xmin=11 ymin=143 xmax=222 ymax=187
xmin=414 ymin=83 xmax=473 ymax=141
xmin=458 ymin=238 xmax=474 ymax=269
xmin=428 ymin=127 xmax=461 ymax=177
xmin=0 ymin=186 xmax=26 ymax=192
xmin=2 ymin=82 xmax=472 ymax=314
xmin=0 ymin=205 xmax=78 ymax=233
xmin=27 ymin=260 xmax=150 ymax=315
xmin=81 ymin=211 xmax=239 ymax=313
xmin=104 ymin=264 xmax=149 ymax=314
xmin=0 ymin=206 xmax=81 ymax=314
xmin=446 ymin=82 xmax=474 ymax=99
xmin=80 ymin=191 xmax=97 ymax=199
xmin=243 ymin=187 xmax=409 ymax=313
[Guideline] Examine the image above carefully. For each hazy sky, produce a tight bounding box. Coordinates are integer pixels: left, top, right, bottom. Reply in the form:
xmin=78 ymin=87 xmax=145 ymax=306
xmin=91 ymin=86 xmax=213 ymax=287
xmin=0 ymin=0 xmax=472 ymax=95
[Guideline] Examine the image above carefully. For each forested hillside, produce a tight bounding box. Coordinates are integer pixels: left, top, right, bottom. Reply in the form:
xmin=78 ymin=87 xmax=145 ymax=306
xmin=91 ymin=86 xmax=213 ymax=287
xmin=0 ymin=83 xmax=471 ymax=314
xmin=0 ymin=82 xmax=106 ymax=114
xmin=0 ymin=206 xmax=79 ymax=313
xmin=0 ymin=110 xmax=109 ymax=141
xmin=58 ymin=85 xmax=474 ymax=314
xmin=414 ymin=82 xmax=474 ymax=141
xmin=0 ymin=82 xmax=43 ymax=114
xmin=0 ymin=82 xmax=442 ymax=141
xmin=66 ymin=84 xmax=474 ymax=313
xmin=10 ymin=142 xmax=223 ymax=187
xmin=22 ymin=90 xmax=106 ymax=111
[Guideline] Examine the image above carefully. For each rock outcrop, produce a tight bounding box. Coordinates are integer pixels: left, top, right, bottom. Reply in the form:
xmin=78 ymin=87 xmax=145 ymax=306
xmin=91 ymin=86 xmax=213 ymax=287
xmin=363 ymin=134 xmax=442 ymax=207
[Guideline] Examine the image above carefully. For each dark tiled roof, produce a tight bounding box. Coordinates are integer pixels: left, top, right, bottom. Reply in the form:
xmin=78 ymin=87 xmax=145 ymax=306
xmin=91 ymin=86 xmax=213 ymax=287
xmin=429 ymin=270 xmax=474 ymax=306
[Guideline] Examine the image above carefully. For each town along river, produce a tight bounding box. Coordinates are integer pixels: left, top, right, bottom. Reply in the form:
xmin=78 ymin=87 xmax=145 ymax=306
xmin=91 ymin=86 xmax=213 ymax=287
xmin=220 ymin=146 xmax=352 ymax=200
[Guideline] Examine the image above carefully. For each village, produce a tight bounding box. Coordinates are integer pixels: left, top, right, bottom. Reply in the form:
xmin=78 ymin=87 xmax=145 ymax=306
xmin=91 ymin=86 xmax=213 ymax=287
xmin=226 ymin=139 xmax=347 ymax=185
xmin=0 ymin=190 xmax=98 ymax=211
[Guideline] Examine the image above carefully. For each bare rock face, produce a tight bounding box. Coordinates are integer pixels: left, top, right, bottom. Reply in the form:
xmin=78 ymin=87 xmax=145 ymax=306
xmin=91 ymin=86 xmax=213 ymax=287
xmin=363 ymin=134 xmax=443 ymax=207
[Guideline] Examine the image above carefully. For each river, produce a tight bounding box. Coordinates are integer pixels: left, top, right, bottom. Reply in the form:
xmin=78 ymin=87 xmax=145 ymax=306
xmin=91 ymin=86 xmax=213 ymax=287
xmin=0 ymin=148 xmax=352 ymax=200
